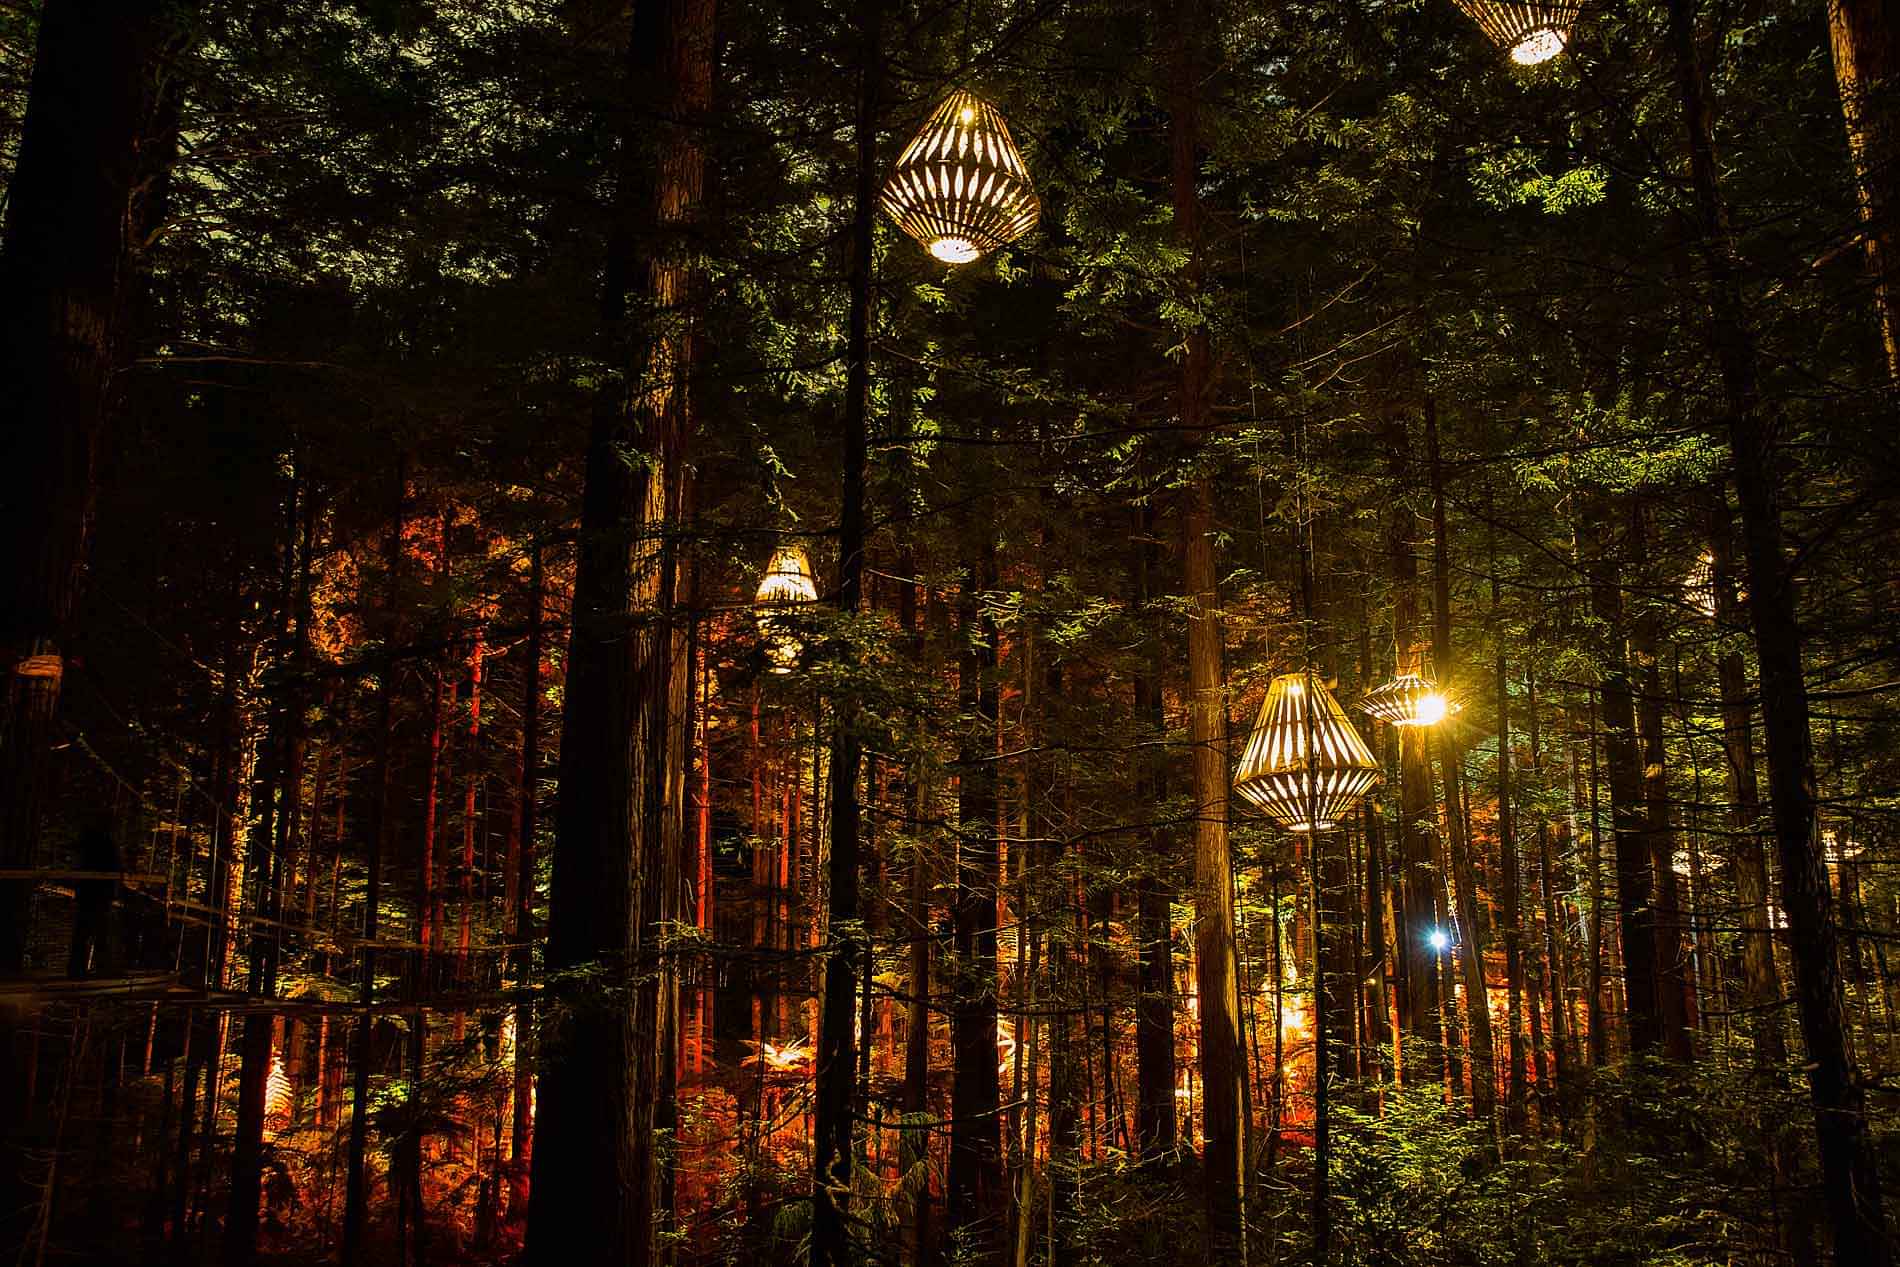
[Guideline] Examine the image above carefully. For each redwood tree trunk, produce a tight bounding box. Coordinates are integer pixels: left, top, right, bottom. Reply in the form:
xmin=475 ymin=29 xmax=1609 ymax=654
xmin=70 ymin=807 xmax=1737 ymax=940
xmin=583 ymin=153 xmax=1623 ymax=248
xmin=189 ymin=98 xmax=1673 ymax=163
xmin=1169 ymin=6 xmax=1246 ymax=1249
xmin=1586 ymin=505 xmax=1662 ymax=1055
xmin=1706 ymin=491 xmax=1785 ymax=1066
xmin=947 ymin=527 xmax=1003 ymax=1257
xmin=811 ymin=2 xmax=877 ymax=1257
xmin=1827 ymin=0 xmax=1900 ymax=381
xmin=1132 ymin=505 xmax=1177 ymax=1163
xmin=528 ymin=2 xmax=713 ymax=1262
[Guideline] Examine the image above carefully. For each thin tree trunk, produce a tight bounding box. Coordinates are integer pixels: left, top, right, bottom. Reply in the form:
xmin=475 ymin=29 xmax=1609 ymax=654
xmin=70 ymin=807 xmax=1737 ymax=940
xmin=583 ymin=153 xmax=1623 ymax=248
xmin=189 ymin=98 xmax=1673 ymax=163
xmin=1628 ymin=504 xmax=1694 ymax=1062
xmin=1496 ymin=621 xmax=1525 ymax=1133
xmin=1585 ymin=504 xmax=1662 ymax=1055
xmin=1423 ymin=400 xmax=1497 ymax=1129
xmin=811 ymin=2 xmax=877 ymax=1255
xmin=1133 ymin=505 xmax=1178 ymax=1162
xmin=948 ymin=520 xmax=1003 ymax=1259
xmin=509 ymin=544 xmax=543 ymax=1224
xmin=344 ymin=460 xmax=404 ymax=1264
xmin=1707 ymin=491 xmax=1785 ymax=1065
xmin=1383 ymin=416 xmax=1441 ymax=1084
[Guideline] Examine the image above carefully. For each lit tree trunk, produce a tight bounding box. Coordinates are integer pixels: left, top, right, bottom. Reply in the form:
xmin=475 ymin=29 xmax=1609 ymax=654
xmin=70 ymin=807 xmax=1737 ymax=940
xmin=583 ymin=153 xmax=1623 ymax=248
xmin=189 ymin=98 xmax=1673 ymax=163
xmin=509 ymin=543 xmax=543 ymax=1223
xmin=1706 ymin=491 xmax=1785 ymax=1065
xmin=1527 ymin=668 xmax=1567 ymax=1121
xmin=1628 ymin=504 xmax=1694 ymax=1062
xmin=1424 ymin=400 xmax=1496 ymax=1127
xmin=1168 ymin=7 xmax=1246 ymax=1253
xmin=1586 ymin=505 xmax=1662 ymax=1056
xmin=227 ymin=477 xmax=305 ymax=1267
xmin=1383 ymin=416 xmax=1441 ymax=1084
xmin=528 ymin=0 xmax=710 ymax=1261
xmin=811 ymin=0 xmax=877 ymax=1255
xmin=1495 ymin=590 xmax=1525 ymax=1133
xmin=947 ymin=522 xmax=1003 ymax=1259
xmin=1132 ymin=505 xmax=1177 ymax=1162
xmin=895 ymin=543 xmax=935 ymax=1264
xmin=345 ymin=460 xmax=404 ymax=1264
xmin=1826 ymin=0 xmax=1900 ymax=382
xmin=1666 ymin=0 xmax=1890 ymax=1256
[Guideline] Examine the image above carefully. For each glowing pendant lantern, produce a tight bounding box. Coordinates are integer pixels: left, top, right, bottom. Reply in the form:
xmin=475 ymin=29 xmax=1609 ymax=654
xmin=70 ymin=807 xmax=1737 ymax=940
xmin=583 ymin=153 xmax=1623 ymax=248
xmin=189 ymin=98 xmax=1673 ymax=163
xmin=1684 ymin=550 xmax=1718 ymax=618
xmin=1450 ymin=0 xmax=1580 ymax=65
xmin=755 ymin=545 xmax=818 ymax=673
xmin=1235 ymin=672 xmax=1381 ymax=833
xmin=880 ymin=90 xmax=1040 ymax=264
xmin=1359 ymin=671 xmax=1462 ymax=728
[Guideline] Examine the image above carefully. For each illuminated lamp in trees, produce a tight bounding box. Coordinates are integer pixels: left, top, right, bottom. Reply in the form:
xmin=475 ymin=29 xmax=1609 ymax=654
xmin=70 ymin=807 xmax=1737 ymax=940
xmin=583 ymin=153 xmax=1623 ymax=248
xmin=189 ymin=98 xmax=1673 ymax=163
xmin=1235 ymin=672 xmax=1381 ymax=833
xmin=755 ymin=545 xmax=818 ymax=673
xmin=1684 ymin=550 xmax=1718 ymax=618
xmin=1358 ymin=671 xmax=1463 ymax=728
xmin=880 ymin=90 xmax=1039 ymax=265
xmin=1450 ymin=0 xmax=1581 ymax=65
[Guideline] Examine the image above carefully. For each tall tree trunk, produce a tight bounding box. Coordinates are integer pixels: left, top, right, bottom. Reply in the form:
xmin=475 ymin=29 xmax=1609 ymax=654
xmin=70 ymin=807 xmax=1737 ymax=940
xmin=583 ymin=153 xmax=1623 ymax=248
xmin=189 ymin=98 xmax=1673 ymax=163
xmin=528 ymin=0 xmax=710 ymax=1260
xmin=0 ymin=8 xmax=189 ymax=1248
xmin=344 ymin=460 xmax=404 ymax=1264
xmin=1706 ymin=491 xmax=1785 ymax=1065
xmin=510 ymin=544 xmax=543 ymax=1224
xmin=1496 ymin=605 xmax=1525 ymax=1133
xmin=1628 ymin=504 xmax=1695 ymax=1062
xmin=1168 ymin=7 xmax=1246 ymax=1254
xmin=1826 ymin=0 xmax=1900 ymax=382
xmin=1383 ymin=417 xmax=1441 ymax=1084
xmin=1582 ymin=697 xmax=1607 ymax=1067
xmin=1528 ymin=668 xmax=1567 ymax=1122
xmin=1425 ymin=400 xmax=1497 ymax=1128
xmin=811 ymin=2 xmax=877 ymax=1256
xmin=1132 ymin=506 xmax=1178 ymax=1162
xmin=1666 ymin=0 xmax=1890 ymax=1256
xmin=948 ymin=523 xmax=1003 ymax=1258
xmin=1585 ymin=504 xmax=1662 ymax=1055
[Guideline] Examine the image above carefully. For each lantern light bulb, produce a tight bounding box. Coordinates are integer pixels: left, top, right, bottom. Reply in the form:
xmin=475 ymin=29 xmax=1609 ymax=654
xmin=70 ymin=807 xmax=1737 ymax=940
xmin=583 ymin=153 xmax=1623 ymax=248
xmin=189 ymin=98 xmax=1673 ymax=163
xmin=929 ymin=236 xmax=980 ymax=264
xmin=1510 ymin=26 xmax=1565 ymax=64
xmin=1428 ymin=929 xmax=1450 ymax=953
xmin=1415 ymin=691 xmax=1448 ymax=725
xmin=959 ymin=106 xmax=975 ymax=124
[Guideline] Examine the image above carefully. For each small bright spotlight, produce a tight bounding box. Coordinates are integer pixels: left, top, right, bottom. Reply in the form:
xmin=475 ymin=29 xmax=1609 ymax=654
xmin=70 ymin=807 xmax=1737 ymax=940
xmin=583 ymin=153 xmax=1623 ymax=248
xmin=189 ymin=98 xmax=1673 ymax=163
xmin=1427 ymin=929 xmax=1450 ymax=953
xmin=1414 ymin=691 xmax=1449 ymax=726
xmin=958 ymin=106 xmax=976 ymax=124
xmin=1510 ymin=26 xmax=1566 ymax=65
xmin=929 ymin=236 xmax=980 ymax=264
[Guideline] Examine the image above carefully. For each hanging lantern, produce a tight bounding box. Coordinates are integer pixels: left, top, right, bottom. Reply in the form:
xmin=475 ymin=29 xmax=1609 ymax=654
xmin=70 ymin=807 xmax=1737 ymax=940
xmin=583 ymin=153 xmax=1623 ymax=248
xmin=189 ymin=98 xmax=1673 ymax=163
xmin=1684 ymin=550 xmax=1717 ymax=618
xmin=755 ymin=545 xmax=818 ymax=673
xmin=880 ymin=90 xmax=1040 ymax=265
xmin=1235 ymin=672 xmax=1381 ymax=833
xmin=1359 ymin=671 xmax=1463 ymax=728
xmin=1450 ymin=0 xmax=1581 ymax=65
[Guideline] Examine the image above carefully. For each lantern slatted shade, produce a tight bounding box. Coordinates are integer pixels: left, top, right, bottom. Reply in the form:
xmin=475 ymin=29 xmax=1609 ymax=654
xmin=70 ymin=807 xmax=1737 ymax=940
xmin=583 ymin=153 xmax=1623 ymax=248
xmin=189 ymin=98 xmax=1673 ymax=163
xmin=881 ymin=90 xmax=1039 ymax=264
xmin=1451 ymin=0 xmax=1582 ymax=64
xmin=1684 ymin=550 xmax=1717 ymax=618
xmin=1359 ymin=672 xmax=1462 ymax=727
xmin=756 ymin=545 xmax=818 ymax=672
xmin=1235 ymin=673 xmax=1381 ymax=833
